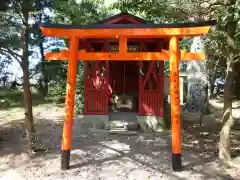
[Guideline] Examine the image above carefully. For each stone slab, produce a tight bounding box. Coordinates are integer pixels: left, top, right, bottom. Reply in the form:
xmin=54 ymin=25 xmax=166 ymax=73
xmin=76 ymin=114 xmax=109 ymax=130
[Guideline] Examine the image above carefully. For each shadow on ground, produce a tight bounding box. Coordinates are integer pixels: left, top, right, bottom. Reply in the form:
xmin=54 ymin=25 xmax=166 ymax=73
xmin=183 ymin=120 xmax=240 ymax=160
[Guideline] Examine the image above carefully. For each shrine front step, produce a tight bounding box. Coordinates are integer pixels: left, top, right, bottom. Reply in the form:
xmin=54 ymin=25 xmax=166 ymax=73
xmin=106 ymin=120 xmax=139 ymax=131
xmin=108 ymin=129 xmax=139 ymax=135
xmin=107 ymin=112 xmax=139 ymax=131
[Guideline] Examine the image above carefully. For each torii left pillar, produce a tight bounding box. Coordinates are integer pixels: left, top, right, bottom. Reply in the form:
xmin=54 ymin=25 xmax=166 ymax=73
xmin=169 ymin=36 xmax=182 ymax=171
xmin=61 ymin=37 xmax=79 ymax=170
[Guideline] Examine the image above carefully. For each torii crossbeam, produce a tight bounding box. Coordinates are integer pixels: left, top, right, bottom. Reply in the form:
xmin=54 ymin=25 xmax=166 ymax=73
xmin=40 ymin=20 xmax=216 ymax=172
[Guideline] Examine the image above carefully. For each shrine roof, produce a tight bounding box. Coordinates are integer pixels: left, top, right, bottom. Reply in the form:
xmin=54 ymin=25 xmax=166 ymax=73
xmin=97 ymin=11 xmax=148 ymax=24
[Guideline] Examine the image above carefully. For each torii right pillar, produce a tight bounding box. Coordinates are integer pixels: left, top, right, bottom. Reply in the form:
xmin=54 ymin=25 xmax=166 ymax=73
xmin=169 ymin=36 xmax=182 ymax=171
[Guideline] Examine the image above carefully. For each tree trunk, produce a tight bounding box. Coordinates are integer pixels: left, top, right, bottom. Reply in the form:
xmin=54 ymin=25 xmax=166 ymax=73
xmin=219 ymin=59 xmax=235 ymax=162
xmin=209 ymin=75 xmax=215 ymax=99
xmin=234 ymin=73 xmax=240 ymax=100
xmin=22 ymin=4 xmax=36 ymax=147
xmin=3 ymin=80 xmax=6 ymax=88
xmin=218 ymin=7 xmax=237 ymax=162
xmin=39 ymin=40 xmax=49 ymax=97
xmin=199 ymin=83 xmax=210 ymax=126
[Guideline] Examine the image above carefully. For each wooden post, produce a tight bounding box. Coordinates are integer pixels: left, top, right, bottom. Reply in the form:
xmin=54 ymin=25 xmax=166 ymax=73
xmin=138 ymin=60 xmax=143 ymax=115
xmin=160 ymin=61 xmax=164 ymax=116
xmin=119 ymin=37 xmax=127 ymax=53
xmin=169 ymin=36 xmax=182 ymax=171
xmin=84 ymin=61 xmax=89 ymax=114
xmin=61 ymin=36 xmax=79 ymax=170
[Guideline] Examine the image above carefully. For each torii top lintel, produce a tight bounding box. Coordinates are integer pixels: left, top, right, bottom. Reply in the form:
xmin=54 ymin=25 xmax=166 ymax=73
xmin=40 ymin=20 xmax=216 ymax=38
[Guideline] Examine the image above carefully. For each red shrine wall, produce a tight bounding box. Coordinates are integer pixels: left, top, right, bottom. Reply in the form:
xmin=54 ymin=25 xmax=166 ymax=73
xmin=138 ymin=60 xmax=164 ymax=116
xmin=110 ymin=61 xmax=138 ymax=94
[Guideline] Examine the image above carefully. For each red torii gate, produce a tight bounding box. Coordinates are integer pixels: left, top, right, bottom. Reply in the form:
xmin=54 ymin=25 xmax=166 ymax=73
xmin=40 ymin=20 xmax=215 ymax=171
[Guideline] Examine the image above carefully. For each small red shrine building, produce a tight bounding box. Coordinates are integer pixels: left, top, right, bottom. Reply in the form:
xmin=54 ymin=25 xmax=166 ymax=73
xmin=82 ymin=12 xmax=165 ymax=128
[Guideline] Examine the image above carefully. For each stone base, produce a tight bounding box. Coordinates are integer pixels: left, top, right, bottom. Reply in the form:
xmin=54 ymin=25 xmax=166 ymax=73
xmin=136 ymin=116 xmax=166 ymax=132
xmin=76 ymin=115 xmax=109 ymax=130
xmin=107 ymin=120 xmax=139 ymax=131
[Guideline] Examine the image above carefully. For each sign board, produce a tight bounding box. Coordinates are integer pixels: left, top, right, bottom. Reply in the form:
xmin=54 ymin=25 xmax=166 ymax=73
xmin=109 ymin=45 xmax=139 ymax=52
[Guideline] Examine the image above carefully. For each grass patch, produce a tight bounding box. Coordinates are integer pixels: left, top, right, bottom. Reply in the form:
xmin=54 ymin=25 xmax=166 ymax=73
xmin=0 ymin=90 xmax=63 ymax=109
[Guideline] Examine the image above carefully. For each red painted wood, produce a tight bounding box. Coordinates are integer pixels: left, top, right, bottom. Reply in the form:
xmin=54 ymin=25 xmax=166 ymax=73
xmin=85 ymin=90 xmax=108 ymax=114
xmin=160 ymin=61 xmax=164 ymax=116
xmin=84 ymin=61 xmax=89 ymax=111
xmin=138 ymin=60 xmax=164 ymax=116
xmin=142 ymin=61 xmax=154 ymax=88
xmin=105 ymin=61 xmax=110 ymax=106
xmin=84 ymin=60 xmax=108 ymax=115
xmin=84 ymin=38 xmax=168 ymax=45
xmin=109 ymin=61 xmax=138 ymax=93
xmin=138 ymin=91 xmax=163 ymax=116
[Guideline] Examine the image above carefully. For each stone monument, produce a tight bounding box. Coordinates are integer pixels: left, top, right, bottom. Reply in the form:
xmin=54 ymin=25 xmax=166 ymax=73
xmin=184 ymin=36 xmax=208 ymax=114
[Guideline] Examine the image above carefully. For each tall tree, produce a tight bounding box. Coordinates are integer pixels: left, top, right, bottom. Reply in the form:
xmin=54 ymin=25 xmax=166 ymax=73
xmin=0 ymin=0 xmax=51 ymax=149
xmin=20 ymin=0 xmax=36 ymax=148
xmin=215 ymin=0 xmax=240 ymax=163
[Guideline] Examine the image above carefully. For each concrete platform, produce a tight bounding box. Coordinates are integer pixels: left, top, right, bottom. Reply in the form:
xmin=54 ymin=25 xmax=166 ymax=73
xmin=76 ymin=114 xmax=109 ymax=129
xmin=107 ymin=112 xmax=139 ymax=131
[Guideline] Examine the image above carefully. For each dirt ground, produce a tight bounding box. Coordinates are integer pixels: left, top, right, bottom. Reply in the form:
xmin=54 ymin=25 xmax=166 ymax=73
xmin=0 ymin=100 xmax=240 ymax=180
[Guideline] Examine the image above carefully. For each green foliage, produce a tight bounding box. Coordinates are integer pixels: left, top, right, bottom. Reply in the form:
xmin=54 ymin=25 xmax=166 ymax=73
xmin=0 ymin=4 xmax=22 ymax=66
xmin=53 ymin=0 xmax=109 ymax=25
xmin=46 ymin=61 xmax=84 ymax=114
xmin=202 ymin=1 xmax=240 ymax=88
xmin=75 ymin=62 xmax=84 ymax=114
xmin=164 ymin=61 xmax=170 ymax=76
xmin=111 ymin=0 xmax=188 ymax=23
xmin=44 ymin=58 xmax=68 ymax=102
xmin=180 ymin=38 xmax=193 ymax=51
